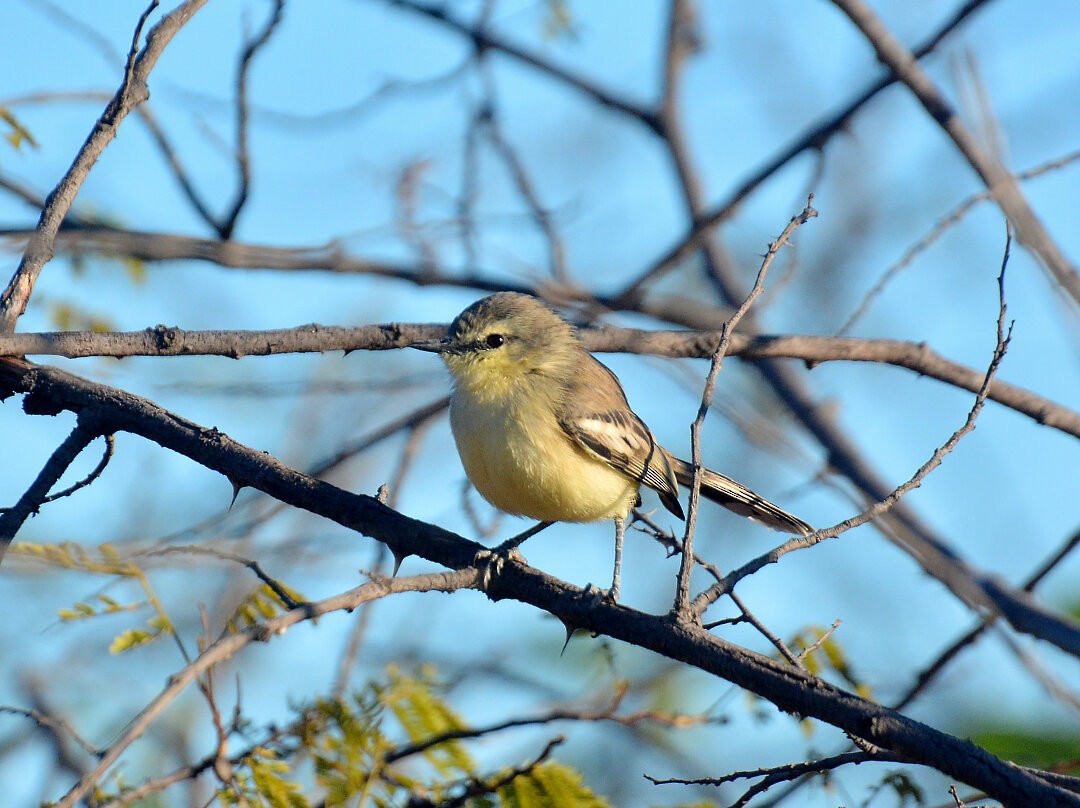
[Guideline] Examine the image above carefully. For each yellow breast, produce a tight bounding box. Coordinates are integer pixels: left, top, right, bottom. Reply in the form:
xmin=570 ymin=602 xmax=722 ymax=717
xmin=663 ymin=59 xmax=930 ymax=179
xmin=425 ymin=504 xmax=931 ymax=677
xmin=449 ymin=387 xmax=638 ymax=523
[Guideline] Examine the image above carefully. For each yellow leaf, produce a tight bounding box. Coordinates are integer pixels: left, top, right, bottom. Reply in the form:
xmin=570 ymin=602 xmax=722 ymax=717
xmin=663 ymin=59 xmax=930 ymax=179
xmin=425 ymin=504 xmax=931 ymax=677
xmin=123 ymin=257 xmax=146 ymax=284
xmin=109 ymin=628 xmax=152 ymax=654
xmin=0 ymin=107 xmax=39 ymax=151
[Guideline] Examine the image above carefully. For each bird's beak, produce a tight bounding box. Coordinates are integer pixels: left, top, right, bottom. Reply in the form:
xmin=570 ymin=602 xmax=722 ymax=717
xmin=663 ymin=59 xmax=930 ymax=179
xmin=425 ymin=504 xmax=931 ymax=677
xmin=409 ymin=338 xmax=449 ymax=354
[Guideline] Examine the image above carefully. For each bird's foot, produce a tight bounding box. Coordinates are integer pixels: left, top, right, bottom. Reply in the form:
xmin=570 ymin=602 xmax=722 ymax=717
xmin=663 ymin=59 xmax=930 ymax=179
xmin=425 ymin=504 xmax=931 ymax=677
xmin=473 ymin=545 xmax=526 ymax=589
xmin=582 ymin=582 xmax=618 ymax=605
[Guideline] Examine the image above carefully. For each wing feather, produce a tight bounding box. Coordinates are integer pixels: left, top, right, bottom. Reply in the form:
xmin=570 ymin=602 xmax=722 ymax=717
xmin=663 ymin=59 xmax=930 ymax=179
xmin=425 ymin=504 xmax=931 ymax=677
xmin=557 ymin=357 xmax=684 ymax=519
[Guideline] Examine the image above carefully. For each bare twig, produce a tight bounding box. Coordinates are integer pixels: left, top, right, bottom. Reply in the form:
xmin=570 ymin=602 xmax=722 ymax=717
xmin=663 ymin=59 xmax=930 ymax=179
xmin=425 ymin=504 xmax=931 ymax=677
xmin=218 ymin=0 xmax=285 ymax=238
xmin=895 ymin=526 xmax=1080 ymax=712
xmin=145 ymin=545 xmax=303 ymax=611
xmin=384 ymin=0 xmax=657 ymax=129
xmin=0 ymin=419 xmax=102 ymax=563
xmin=694 ymin=235 xmax=1016 ymax=620
xmin=434 ymin=736 xmax=566 ymax=808
xmin=645 ymin=749 xmax=904 ymax=799
xmin=0 ymin=698 xmax=99 ymax=762
xmin=476 ymin=66 xmax=569 ymax=281
xmin=50 ymin=569 xmax=480 ymax=808
xmin=797 ymin=619 xmax=842 ymax=665
xmin=838 ymin=147 xmax=1080 ymax=336
xmin=36 ymin=433 xmax=115 ymax=506
xmin=830 ymin=0 xmax=1080 ymax=307
xmin=385 ymin=684 xmax=709 ymax=765
xmin=0 ymin=0 xmax=209 ymax=333
xmin=729 ymin=590 xmax=801 ymax=667
xmin=673 ymin=198 xmax=817 ymax=620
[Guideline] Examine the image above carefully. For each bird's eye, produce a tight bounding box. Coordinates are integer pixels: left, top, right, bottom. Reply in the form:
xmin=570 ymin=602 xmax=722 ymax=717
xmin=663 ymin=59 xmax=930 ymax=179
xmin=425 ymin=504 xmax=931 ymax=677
xmin=485 ymin=333 xmax=506 ymax=348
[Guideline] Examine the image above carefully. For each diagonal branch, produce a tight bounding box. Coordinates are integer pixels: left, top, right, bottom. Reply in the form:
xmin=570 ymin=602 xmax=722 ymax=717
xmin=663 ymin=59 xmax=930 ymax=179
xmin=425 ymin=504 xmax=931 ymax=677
xmin=0 ymin=0 xmax=209 ymax=333
xmin=383 ymin=0 xmax=660 ymax=131
xmin=2 ymin=356 xmax=1079 ymax=805
xmin=50 ymin=570 xmax=480 ymax=808
xmin=674 ymin=198 xmax=818 ymax=620
xmin=0 ymin=418 xmax=103 ymax=563
xmin=829 ymin=0 xmax=1080 ymax=307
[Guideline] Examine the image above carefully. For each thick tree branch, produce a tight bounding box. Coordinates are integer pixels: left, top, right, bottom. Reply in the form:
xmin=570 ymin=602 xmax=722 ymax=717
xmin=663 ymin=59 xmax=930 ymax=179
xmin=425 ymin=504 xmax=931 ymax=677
xmin=1 ymin=324 xmax=1075 ymax=440
xmin=2 ymin=357 xmax=1079 ymax=806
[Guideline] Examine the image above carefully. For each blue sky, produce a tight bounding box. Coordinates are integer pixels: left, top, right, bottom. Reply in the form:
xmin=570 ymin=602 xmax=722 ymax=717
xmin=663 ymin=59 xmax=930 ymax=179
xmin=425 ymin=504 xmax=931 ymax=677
xmin=2 ymin=1 xmax=1079 ymax=804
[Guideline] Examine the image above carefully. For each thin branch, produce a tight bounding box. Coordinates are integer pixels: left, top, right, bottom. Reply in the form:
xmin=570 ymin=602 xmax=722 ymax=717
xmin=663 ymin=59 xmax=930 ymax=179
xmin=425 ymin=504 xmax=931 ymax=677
xmin=218 ymin=0 xmax=285 ymax=238
xmin=0 ymin=701 xmax=99 ymax=761
xmin=894 ymin=526 xmax=1080 ymax=712
xmin=481 ymin=100 xmax=569 ymax=281
xmin=136 ymin=103 xmax=223 ymax=229
xmin=645 ymin=749 xmax=902 ymax=793
xmin=0 ymin=418 xmax=102 ymax=563
xmin=830 ymin=0 xmax=1080 ymax=307
xmin=36 ymin=433 xmax=115 ymax=506
xmin=729 ymin=590 xmax=801 ymax=668
xmin=673 ymin=198 xmax=818 ymax=620
xmin=384 ymin=684 xmax=708 ymax=765
xmin=692 ymin=238 xmax=1029 ymax=636
xmin=0 ymin=0 xmax=209 ymax=333
xmin=49 ymin=570 xmax=480 ymax=808
xmin=384 ymin=0 xmax=659 ymax=131
xmin=797 ymin=619 xmax=843 ymax=665
xmin=145 ymin=545 xmax=302 ymax=610
xmin=435 ymin=736 xmax=566 ymax=808
xmin=998 ymin=628 xmax=1080 ymax=715
xmin=838 ymin=146 xmax=1080 ymax=336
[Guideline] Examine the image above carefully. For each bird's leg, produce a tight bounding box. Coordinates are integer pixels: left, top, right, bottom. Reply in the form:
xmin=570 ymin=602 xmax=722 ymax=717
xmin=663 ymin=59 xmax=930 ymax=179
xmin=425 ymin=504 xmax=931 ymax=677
xmin=609 ymin=515 xmax=625 ymax=602
xmin=475 ymin=521 xmax=554 ymax=590
xmin=494 ymin=520 xmax=553 ymax=555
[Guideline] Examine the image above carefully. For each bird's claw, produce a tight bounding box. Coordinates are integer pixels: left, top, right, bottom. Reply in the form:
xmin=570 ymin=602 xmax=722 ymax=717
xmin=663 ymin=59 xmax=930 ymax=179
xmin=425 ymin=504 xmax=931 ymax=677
xmin=473 ymin=546 xmax=526 ymax=589
xmin=582 ymin=582 xmax=618 ymax=605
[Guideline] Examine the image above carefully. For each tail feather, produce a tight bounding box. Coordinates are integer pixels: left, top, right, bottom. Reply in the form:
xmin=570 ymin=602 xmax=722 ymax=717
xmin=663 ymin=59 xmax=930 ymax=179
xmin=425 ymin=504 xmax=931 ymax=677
xmin=668 ymin=456 xmax=813 ymax=536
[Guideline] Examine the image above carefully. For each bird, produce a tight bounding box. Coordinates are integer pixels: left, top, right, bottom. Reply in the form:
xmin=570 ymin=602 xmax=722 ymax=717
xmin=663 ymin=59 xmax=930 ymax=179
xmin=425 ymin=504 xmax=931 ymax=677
xmin=411 ymin=292 xmax=812 ymax=600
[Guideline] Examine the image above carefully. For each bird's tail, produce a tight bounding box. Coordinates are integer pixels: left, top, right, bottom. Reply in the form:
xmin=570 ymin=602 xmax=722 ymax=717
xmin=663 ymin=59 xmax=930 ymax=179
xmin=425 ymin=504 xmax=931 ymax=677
xmin=667 ymin=456 xmax=813 ymax=536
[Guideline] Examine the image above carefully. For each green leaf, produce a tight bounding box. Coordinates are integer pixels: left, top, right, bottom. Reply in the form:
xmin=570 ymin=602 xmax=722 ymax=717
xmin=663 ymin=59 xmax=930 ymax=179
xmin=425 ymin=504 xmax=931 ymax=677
xmin=495 ymin=762 xmax=609 ymax=808
xmin=972 ymin=728 xmax=1080 ymax=774
xmin=0 ymin=107 xmax=39 ymax=151
xmin=109 ymin=628 xmax=154 ymax=654
xmin=227 ymin=583 xmax=307 ymax=633
xmin=382 ymin=667 xmax=475 ymax=778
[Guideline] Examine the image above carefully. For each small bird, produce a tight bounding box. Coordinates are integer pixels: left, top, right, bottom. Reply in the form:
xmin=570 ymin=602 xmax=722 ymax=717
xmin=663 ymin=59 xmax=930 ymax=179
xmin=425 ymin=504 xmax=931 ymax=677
xmin=411 ymin=292 xmax=812 ymax=600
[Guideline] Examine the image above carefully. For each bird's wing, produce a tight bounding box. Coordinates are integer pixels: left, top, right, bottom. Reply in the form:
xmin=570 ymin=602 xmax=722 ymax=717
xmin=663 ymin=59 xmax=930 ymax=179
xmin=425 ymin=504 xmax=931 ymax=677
xmin=558 ymin=358 xmax=684 ymax=519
